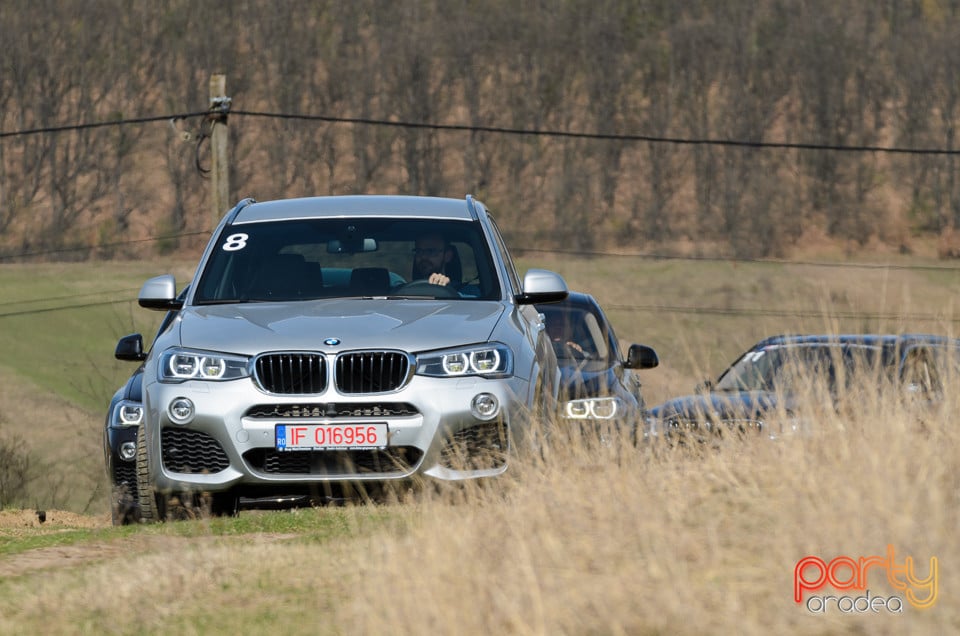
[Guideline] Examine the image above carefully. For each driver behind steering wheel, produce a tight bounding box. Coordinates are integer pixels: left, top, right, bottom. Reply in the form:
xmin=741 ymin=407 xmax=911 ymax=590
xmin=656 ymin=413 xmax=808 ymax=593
xmin=412 ymin=232 xmax=460 ymax=287
xmin=545 ymin=314 xmax=593 ymax=360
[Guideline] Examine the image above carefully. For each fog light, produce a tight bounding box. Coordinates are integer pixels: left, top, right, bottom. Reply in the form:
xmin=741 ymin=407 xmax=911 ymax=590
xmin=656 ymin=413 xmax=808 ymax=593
xmin=119 ymin=441 xmax=137 ymax=461
xmin=168 ymin=397 xmax=195 ymax=424
xmin=471 ymin=393 xmax=500 ymax=420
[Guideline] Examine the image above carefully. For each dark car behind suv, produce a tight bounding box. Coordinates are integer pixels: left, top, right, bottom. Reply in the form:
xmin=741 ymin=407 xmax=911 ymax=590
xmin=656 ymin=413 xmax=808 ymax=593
xmin=104 ymin=290 xmax=185 ymax=524
xmin=535 ymin=292 xmax=659 ymax=440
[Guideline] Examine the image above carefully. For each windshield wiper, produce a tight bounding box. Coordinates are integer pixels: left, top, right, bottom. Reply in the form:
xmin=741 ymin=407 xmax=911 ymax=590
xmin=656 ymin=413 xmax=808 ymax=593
xmin=194 ymin=298 xmax=266 ymax=305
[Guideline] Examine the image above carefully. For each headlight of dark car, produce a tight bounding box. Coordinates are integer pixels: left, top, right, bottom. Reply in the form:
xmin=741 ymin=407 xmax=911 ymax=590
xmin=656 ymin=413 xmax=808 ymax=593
xmin=110 ymin=399 xmax=144 ymax=427
xmin=562 ymin=396 xmax=622 ymax=420
xmin=416 ymin=343 xmax=513 ymax=378
xmin=158 ymin=348 xmax=251 ymax=383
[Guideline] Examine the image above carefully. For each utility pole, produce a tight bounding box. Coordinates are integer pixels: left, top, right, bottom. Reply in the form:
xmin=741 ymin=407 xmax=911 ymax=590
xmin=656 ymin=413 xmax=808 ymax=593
xmin=209 ymin=74 xmax=231 ymax=230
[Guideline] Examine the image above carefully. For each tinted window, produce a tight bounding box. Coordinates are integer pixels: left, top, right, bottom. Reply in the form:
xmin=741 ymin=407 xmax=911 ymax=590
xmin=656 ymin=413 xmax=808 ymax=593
xmin=538 ymin=304 xmax=612 ymax=363
xmin=714 ymin=344 xmax=885 ymax=393
xmin=194 ymin=218 xmax=499 ymax=302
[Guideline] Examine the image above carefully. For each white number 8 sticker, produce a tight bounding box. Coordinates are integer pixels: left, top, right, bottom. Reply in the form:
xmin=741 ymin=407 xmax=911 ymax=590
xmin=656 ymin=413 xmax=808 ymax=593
xmin=222 ymin=233 xmax=249 ymax=251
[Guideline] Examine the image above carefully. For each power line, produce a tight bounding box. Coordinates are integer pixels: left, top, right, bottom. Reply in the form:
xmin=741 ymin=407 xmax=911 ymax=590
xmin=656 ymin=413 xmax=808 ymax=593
xmin=0 ymin=288 xmax=138 ymax=309
xmin=0 ymin=111 xmax=210 ymax=139
xmin=230 ymin=109 xmax=960 ymax=156
xmin=605 ymin=303 xmax=960 ymax=323
xmin=4 ymin=107 xmax=960 ymax=156
xmin=0 ymin=230 xmax=209 ymax=262
xmin=0 ymin=298 xmax=136 ymax=319
xmin=513 ymin=246 xmax=960 ymax=272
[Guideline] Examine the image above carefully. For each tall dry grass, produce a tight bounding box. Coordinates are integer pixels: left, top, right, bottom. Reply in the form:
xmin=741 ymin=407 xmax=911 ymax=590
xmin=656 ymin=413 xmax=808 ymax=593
xmin=0 ymin=384 xmax=955 ymax=634
xmin=325 ymin=386 xmax=956 ymax=634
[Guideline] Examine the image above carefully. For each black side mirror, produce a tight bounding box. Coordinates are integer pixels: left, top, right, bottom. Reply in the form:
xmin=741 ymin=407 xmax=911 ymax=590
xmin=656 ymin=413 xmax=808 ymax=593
xmin=625 ymin=344 xmax=659 ymax=369
xmin=115 ymin=333 xmax=145 ymax=362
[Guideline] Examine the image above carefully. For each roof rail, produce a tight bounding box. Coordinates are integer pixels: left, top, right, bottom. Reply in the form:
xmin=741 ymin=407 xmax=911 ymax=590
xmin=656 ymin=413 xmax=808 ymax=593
xmin=223 ymin=197 xmax=257 ymax=225
xmin=465 ymin=194 xmax=481 ymax=221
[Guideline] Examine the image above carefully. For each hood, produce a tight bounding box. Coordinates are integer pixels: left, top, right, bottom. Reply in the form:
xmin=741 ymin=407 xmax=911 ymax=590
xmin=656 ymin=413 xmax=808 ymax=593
xmin=175 ymin=299 xmax=507 ymax=355
xmin=557 ymin=363 xmax=622 ymax=400
xmin=648 ymin=391 xmax=784 ymax=423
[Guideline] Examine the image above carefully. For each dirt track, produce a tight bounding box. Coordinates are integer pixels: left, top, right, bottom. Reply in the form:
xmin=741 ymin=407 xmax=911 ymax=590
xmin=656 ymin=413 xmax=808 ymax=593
xmin=0 ymin=508 xmax=109 ymax=531
xmin=0 ymin=509 xmax=116 ymax=578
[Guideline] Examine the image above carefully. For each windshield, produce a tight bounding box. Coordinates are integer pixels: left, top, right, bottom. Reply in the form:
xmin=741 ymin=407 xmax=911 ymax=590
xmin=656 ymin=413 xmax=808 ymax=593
xmin=713 ymin=343 xmax=887 ymax=394
xmin=193 ymin=218 xmax=499 ymax=303
xmin=538 ymin=304 xmax=612 ymax=364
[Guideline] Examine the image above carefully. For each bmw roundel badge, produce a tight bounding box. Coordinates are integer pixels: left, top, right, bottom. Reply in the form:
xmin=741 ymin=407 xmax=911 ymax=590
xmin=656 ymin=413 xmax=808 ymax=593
xmin=324 ymin=337 xmax=341 ymax=346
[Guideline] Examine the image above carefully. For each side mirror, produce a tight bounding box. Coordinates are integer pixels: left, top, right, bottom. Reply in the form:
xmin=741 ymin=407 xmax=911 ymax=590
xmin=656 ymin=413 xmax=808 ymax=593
xmin=625 ymin=344 xmax=659 ymax=369
xmin=138 ymin=274 xmax=182 ymax=310
xmin=115 ymin=333 xmax=145 ymax=362
xmin=515 ymin=269 xmax=568 ymax=305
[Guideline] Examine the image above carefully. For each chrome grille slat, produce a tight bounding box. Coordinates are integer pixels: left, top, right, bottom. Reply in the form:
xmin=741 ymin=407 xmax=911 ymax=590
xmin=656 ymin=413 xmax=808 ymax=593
xmin=336 ymin=351 xmax=410 ymax=394
xmin=255 ymin=353 xmax=327 ymax=394
xmin=255 ymin=350 xmax=410 ymax=395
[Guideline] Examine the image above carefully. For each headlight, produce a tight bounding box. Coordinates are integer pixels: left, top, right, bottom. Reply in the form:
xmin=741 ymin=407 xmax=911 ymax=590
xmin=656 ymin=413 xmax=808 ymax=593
xmin=562 ymin=397 xmax=622 ymax=420
xmin=416 ymin=343 xmax=513 ymax=378
xmin=159 ymin=348 xmax=250 ymax=383
xmin=111 ymin=399 xmax=143 ymax=427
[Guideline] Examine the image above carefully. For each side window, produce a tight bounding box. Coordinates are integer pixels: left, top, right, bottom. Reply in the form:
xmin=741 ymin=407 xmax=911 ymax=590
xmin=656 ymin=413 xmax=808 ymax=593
xmin=486 ymin=214 xmax=522 ymax=295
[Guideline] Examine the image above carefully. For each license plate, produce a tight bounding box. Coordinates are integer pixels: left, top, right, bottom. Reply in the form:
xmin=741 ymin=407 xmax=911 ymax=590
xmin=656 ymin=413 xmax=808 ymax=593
xmin=275 ymin=423 xmax=388 ymax=451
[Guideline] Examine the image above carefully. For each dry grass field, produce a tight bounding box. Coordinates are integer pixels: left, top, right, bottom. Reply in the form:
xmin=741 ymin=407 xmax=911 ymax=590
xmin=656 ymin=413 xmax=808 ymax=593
xmin=0 ymin=251 xmax=957 ymax=634
xmin=0 ymin=400 xmax=954 ymax=634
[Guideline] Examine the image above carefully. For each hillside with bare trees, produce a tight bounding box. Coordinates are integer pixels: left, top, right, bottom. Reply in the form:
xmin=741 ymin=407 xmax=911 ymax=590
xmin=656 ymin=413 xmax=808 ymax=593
xmin=3 ymin=0 xmax=960 ymax=260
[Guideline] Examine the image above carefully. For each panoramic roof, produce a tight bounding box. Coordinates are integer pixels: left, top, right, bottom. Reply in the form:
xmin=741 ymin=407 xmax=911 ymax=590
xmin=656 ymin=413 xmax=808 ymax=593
xmin=756 ymin=334 xmax=957 ymax=348
xmin=233 ymin=195 xmax=477 ymax=224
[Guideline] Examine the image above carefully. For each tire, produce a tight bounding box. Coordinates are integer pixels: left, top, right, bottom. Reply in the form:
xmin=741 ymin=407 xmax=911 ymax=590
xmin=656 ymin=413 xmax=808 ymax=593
xmin=136 ymin=425 xmax=239 ymax=522
xmin=135 ymin=424 xmax=166 ymax=523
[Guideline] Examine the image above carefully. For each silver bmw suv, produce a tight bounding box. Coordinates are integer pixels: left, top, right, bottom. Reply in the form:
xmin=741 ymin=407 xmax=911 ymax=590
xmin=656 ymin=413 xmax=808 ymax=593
xmin=126 ymin=195 xmax=567 ymax=520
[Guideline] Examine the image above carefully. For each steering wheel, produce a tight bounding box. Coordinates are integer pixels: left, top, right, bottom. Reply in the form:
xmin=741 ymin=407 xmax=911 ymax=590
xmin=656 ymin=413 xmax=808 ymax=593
xmin=393 ymin=280 xmax=460 ymax=298
xmin=564 ymin=341 xmax=592 ymax=360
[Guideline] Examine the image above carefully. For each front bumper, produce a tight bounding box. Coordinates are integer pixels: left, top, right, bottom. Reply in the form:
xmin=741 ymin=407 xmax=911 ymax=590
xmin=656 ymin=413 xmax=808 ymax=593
xmin=142 ymin=373 xmax=528 ymax=495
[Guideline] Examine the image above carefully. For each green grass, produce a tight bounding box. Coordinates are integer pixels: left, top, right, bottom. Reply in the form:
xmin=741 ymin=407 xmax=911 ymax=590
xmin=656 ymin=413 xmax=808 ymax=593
xmin=0 ymin=260 xmax=195 ymax=412
xmin=0 ymin=526 xmax=106 ymax=556
xmin=0 ymin=505 xmax=401 ymax=555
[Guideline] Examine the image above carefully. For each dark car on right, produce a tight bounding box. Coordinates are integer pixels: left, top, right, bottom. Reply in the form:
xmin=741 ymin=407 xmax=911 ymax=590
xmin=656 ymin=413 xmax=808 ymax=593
xmin=645 ymin=333 xmax=960 ymax=444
